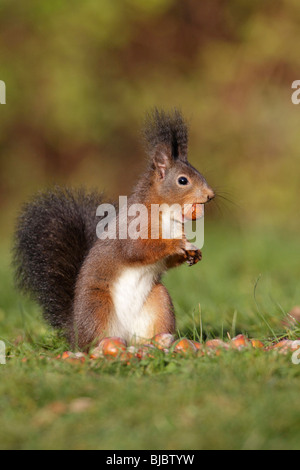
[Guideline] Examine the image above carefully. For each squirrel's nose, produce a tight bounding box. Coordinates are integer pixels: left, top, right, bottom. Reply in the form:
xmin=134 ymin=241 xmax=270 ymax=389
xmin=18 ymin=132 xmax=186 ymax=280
xmin=205 ymin=188 xmax=215 ymax=202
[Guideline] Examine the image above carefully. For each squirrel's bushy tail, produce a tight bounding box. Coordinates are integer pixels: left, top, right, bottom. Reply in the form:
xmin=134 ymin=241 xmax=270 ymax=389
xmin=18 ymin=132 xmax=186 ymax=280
xmin=13 ymin=187 xmax=102 ymax=330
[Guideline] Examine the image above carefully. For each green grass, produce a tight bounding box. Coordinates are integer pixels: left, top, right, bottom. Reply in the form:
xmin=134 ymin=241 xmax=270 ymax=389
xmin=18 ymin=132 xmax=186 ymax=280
xmin=0 ymin=224 xmax=300 ymax=450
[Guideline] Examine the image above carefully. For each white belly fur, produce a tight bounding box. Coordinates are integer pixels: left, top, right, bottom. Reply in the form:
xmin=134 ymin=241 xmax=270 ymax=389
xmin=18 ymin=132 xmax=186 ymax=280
xmin=110 ymin=261 xmax=165 ymax=342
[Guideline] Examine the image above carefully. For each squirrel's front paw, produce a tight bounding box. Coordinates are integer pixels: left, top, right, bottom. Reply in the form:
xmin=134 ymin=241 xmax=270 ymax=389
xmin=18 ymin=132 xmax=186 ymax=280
xmin=177 ymin=239 xmax=202 ymax=266
xmin=185 ymin=248 xmax=202 ymax=266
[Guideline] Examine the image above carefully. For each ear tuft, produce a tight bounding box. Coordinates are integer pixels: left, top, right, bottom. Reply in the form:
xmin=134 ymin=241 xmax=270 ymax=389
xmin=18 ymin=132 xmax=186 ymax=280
xmin=143 ymin=108 xmax=189 ymax=164
xmin=152 ymin=144 xmax=171 ymax=179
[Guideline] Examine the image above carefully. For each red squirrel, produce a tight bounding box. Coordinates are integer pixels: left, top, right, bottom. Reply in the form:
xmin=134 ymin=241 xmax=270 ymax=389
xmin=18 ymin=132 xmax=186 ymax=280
xmin=13 ymin=109 xmax=214 ymax=349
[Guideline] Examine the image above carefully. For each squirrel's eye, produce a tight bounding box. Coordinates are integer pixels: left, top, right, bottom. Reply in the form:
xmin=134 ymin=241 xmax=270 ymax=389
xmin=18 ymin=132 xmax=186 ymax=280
xmin=177 ymin=176 xmax=189 ymax=186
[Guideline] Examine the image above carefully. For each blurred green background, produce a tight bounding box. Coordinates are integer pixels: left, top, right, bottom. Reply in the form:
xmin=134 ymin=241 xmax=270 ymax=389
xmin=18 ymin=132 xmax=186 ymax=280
xmin=1 ymin=0 xmax=300 ymax=238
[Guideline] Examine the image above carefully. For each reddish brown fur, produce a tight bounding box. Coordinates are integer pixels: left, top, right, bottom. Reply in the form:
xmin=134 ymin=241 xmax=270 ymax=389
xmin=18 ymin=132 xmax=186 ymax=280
xmin=146 ymin=283 xmax=176 ymax=336
xmin=72 ymin=153 xmax=213 ymax=349
xmin=14 ymin=109 xmax=214 ymax=350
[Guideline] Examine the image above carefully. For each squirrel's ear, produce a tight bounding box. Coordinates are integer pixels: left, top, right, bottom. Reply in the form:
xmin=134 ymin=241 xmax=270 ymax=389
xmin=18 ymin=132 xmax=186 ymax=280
xmin=152 ymin=144 xmax=172 ymax=179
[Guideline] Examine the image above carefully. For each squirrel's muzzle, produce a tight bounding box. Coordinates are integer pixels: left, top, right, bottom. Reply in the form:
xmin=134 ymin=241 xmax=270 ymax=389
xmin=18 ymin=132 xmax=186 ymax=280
xmin=205 ymin=188 xmax=215 ymax=202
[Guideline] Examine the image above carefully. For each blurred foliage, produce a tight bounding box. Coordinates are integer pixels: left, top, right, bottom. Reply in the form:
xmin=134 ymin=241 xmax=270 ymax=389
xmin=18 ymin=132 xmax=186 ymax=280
xmin=0 ymin=0 xmax=300 ymax=237
xmin=0 ymin=4 xmax=299 ymax=450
